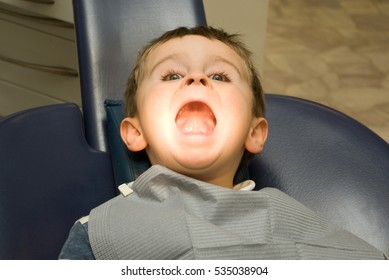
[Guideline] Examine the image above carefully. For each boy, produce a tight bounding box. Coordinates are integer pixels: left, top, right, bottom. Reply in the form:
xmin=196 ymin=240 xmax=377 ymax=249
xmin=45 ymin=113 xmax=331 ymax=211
xmin=59 ymin=26 xmax=384 ymax=259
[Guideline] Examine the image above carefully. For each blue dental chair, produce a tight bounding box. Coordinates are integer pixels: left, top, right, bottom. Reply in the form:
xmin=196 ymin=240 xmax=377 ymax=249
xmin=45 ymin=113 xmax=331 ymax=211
xmin=0 ymin=0 xmax=388 ymax=260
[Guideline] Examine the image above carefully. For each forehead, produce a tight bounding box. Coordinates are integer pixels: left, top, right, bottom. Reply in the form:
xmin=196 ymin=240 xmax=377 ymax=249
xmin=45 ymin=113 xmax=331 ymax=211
xmin=144 ymin=35 xmax=248 ymax=73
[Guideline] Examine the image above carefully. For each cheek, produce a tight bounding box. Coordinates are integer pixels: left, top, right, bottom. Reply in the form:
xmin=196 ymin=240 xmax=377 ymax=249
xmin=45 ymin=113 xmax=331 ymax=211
xmin=219 ymin=89 xmax=254 ymax=134
xmin=138 ymin=85 xmax=172 ymax=113
xmin=223 ymin=88 xmax=253 ymax=114
xmin=138 ymin=94 xmax=174 ymax=137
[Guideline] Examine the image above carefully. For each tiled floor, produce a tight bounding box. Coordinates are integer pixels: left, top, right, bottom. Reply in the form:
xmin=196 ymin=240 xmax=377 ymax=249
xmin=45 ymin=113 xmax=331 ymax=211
xmin=262 ymin=0 xmax=389 ymax=143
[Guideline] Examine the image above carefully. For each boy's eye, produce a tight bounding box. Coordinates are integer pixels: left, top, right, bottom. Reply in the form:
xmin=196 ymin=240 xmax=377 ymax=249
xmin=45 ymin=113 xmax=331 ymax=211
xmin=168 ymin=73 xmax=182 ymax=80
xmin=210 ymin=73 xmax=230 ymax=82
xmin=161 ymin=72 xmax=183 ymax=81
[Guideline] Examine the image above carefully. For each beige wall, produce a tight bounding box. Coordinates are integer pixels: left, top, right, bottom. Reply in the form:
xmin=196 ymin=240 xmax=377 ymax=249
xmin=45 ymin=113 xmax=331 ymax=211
xmin=203 ymin=0 xmax=269 ymax=73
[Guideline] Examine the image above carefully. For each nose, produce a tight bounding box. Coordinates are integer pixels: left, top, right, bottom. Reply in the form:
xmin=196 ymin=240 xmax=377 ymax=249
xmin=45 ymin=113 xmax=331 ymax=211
xmin=182 ymin=72 xmax=210 ymax=87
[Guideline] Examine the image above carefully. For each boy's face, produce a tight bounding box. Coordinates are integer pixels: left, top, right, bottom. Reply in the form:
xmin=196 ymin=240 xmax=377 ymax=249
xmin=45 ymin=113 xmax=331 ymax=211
xmin=121 ymin=35 xmax=267 ymax=188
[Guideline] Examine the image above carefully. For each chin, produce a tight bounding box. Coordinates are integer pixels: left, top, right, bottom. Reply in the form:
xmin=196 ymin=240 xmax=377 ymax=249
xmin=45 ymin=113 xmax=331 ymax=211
xmin=176 ymin=154 xmax=219 ymax=170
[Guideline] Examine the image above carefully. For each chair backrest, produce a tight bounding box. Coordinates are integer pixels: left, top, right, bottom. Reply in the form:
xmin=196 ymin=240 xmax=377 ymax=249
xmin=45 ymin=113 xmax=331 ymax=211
xmin=73 ymin=0 xmax=207 ymax=152
xmin=0 ymin=104 xmax=116 ymax=259
xmin=250 ymin=94 xmax=389 ymax=257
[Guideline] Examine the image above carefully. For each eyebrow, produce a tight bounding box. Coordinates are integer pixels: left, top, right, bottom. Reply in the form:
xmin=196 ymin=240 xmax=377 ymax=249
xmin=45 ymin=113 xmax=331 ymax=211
xmin=209 ymin=55 xmax=243 ymax=77
xmin=149 ymin=53 xmax=244 ymax=77
xmin=149 ymin=54 xmax=182 ymax=76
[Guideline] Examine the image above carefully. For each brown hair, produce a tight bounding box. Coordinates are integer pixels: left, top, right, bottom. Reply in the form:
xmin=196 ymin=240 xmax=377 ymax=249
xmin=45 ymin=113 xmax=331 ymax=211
xmin=124 ymin=26 xmax=265 ymax=118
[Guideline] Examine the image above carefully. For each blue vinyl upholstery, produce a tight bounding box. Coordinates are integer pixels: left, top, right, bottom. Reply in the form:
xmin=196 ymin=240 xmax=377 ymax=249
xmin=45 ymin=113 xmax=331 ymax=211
xmin=0 ymin=104 xmax=116 ymax=259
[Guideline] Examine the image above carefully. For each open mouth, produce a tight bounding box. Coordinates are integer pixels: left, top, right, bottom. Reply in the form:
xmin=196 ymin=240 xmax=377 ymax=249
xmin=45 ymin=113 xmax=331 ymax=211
xmin=175 ymin=102 xmax=217 ymax=135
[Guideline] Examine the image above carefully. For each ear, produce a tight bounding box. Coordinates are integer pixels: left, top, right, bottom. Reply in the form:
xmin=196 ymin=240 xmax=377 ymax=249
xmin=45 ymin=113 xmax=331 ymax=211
xmin=120 ymin=117 xmax=147 ymax=152
xmin=245 ymin=117 xmax=268 ymax=154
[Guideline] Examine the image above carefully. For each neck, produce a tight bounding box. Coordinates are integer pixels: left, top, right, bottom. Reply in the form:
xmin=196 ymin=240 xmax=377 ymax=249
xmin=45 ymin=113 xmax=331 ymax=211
xmin=184 ymin=170 xmax=235 ymax=189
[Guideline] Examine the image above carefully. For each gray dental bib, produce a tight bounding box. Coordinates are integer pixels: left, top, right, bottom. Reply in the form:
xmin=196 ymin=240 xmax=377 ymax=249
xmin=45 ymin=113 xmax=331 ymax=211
xmin=88 ymin=165 xmax=382 ymax=259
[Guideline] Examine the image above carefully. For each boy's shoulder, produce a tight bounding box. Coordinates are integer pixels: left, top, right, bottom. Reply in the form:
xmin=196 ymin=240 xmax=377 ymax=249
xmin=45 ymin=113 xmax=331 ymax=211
xmin=58 ymin=216 xmax=95 ymax=260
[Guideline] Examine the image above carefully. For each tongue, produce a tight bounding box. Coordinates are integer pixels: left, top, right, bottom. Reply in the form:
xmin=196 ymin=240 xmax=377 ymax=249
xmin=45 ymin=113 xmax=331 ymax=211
xmin=176 ymin=102 xmax=216 ymax=135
